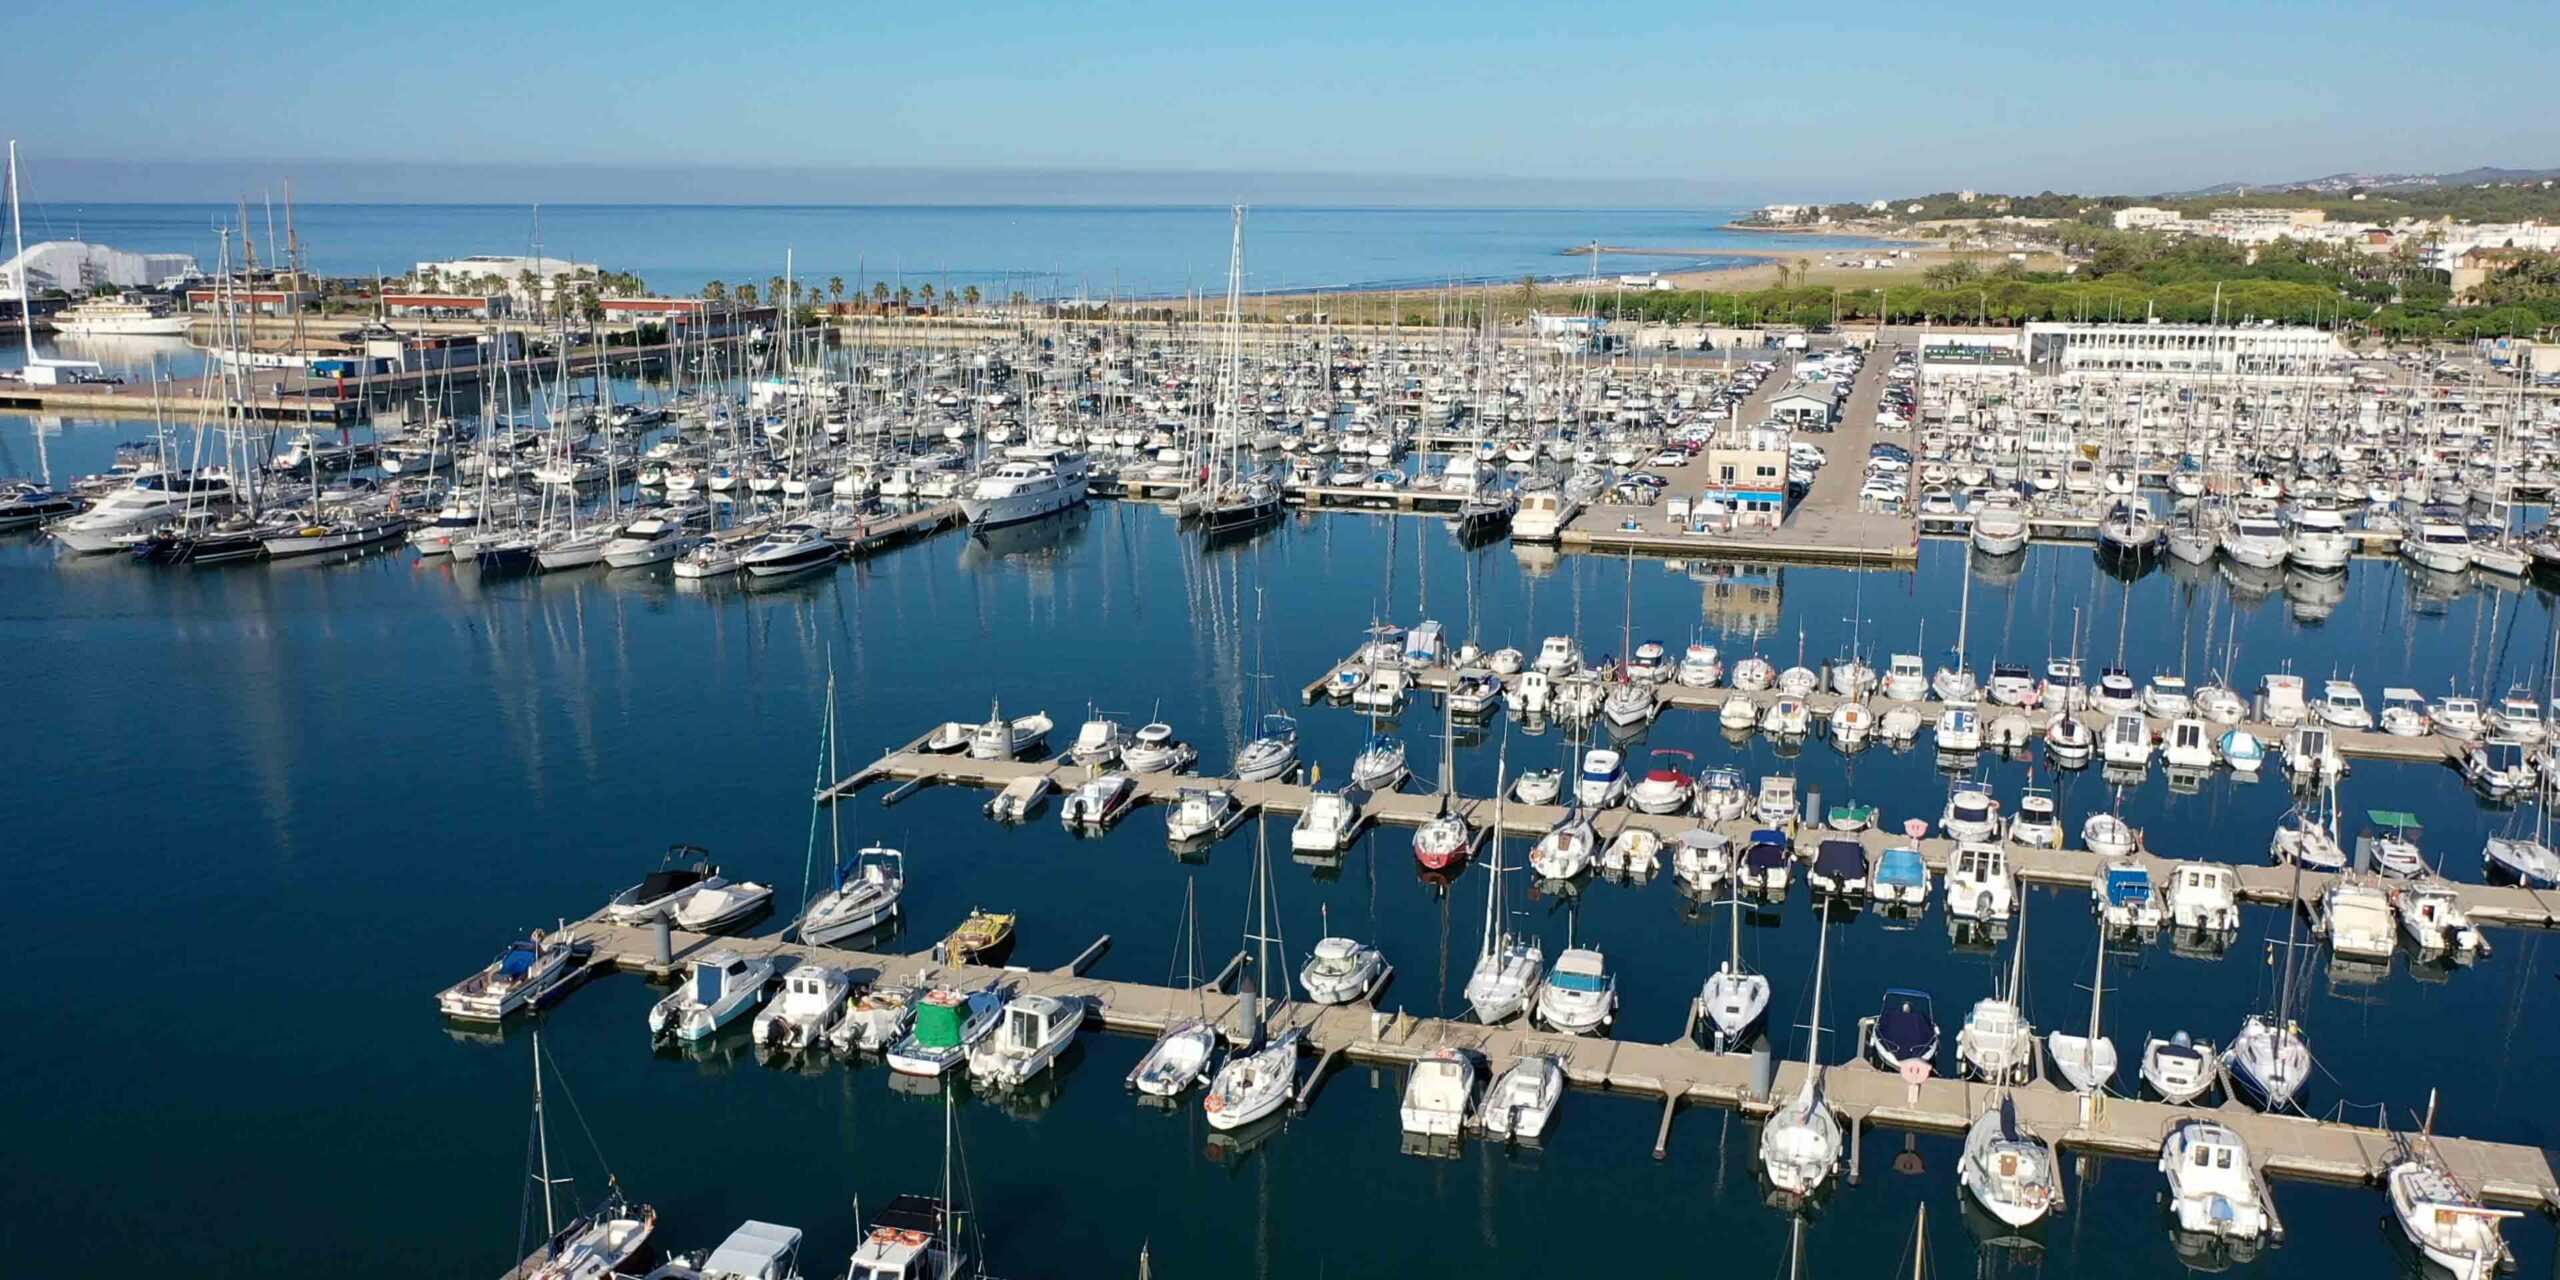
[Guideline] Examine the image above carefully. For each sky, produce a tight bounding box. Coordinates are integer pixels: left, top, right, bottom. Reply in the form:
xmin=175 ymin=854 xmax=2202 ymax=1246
xmin=14 ymin=0 xmax=2556 ymax=204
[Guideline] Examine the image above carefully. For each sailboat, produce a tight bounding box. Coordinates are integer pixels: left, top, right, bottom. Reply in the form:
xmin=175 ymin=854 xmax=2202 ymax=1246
xmin=1464 ymin=738 xmax=1544 ymax=1023
xmin=1959 ymin=1091 xmax=2064 ymax=1228
xmin=1411 ymin=690 xmax=1475 ymax=871
xmin=1194 ymin=207 xmax=1282 ymax=536
xmin=1955 ymin=896 xmax=2036 ymax=1085
xmin=1933 ymin=547 xmax=1979 ymax=701
xmin=1758 ymin=906 xmax=1840 ymax=1200
xmin=844 ymin=1078 xmax=983 ymax=1280
xmin=1203 ymin=817 xmax=1302 ymax=1131
xmin=2223 ymin=861 xmax=2313 ymax=1112
xmin=1131 ymin=879 xmax=1220 ymax=1098
xmin=513 ymin=1031 xmax=656 ymax=1280
xmin=2044 ymin=933 xmax=2115 ymax=1095
xmin=794 ymin=672 xmax=903 ymax=945
xmin=1695 ymin=877 xmax=1769 ymax=1051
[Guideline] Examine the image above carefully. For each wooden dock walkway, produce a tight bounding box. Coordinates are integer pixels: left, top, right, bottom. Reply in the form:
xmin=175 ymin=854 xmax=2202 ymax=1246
xmin=549 ymin=913 xmax=2560 ymax=1212
xmin=823 ymin=724 xmax=2560 ymax=932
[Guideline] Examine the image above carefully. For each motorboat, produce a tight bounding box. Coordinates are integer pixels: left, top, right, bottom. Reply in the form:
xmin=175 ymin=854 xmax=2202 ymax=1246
xmin=2007 ymin=788 xmax=2062 ymax=848
xmin=1528 ymin=810 xmax=1596 ymax=880
xmin=2322 ymin=875 xmax=2396 ymax=960
xmin=2194 ymin=681 xmax=2249 ymax=725
xmin=1868 ymin=988 xmax=1939 ymax=1076
xmin=2101 ymin=711 xmax=2153 ymax=768
xmin=739 ymin=522 xmax=837 ymax=577
xmin=984 ymin=775 xmax=1051 ymax=822
xmin=1754 ymin=775 xmax=1799 ymax=828
xmin=1696 ymin=768 xmax=1748 ymax=823
xmin=1941 ymin=781 xmax=2000 ymax=842
xmin=1478 ymin=1054 xmax=1564 ymax=1140
xmin=2218 ymin=729 xmax=2267 ymax=772
xmin=2142 ymin=1029 xmax=2217 ymax=1104
xmin=2377 ymin=687 xmax=2429 ymax=737
xmin=2096 ymin=861 xmax=2162 ymax=931
xmin=884 ymin=985 xmax=1005 ymax=1076
xmin=2399 ymin=517 xmax=2472 ymax=573
xmin=1397 ymin=1047 xmax=1478 ymax=1138
xmin=1759 ymin=695 xmax=1811 ymax=736
xmin=2463 ymin=739 xmax=2533 ymax=796
xmin=959 ymin=445 xmax=1091 ymax=529
xmin=1574 ymin=748 xmax=1627 ymax=807
xmin=1291 ymin=789 xmax=1360 ymax=853
xmin=2158 ymin=1120 xmax=2277 ymax=1245
xmin=1531 ymin=635 xmax=1581 ymax=676
xmin=966 ymin=701 xmax=1052 ymax=761
xmin=647 ymin=950 xmax=776 ymax=1041
xmin=1676 ymin=644 xmax=1724 ymax=688
xmin=1805 ymin=839 xmax=1866 ymax=898
xmin=1600 ymin=826 xmax=1662 ymax=877
xmin=1203 ymin=1026 xmax=1302 ymax=1131
xmin=1957 ymin=975 xmax=2037 ymax=1086
xmin=600 ymin=512 xmax=701 ymax=567
xmin=1743 ymin=834 xmax=1793 ymax=898
xmin=1164 ymin=788 xmax=1242 ymax=845
xmin=2165 ymin=863 xmax=2241 ymax=932
xmin=1067 ymin=716 xmax=1130 ymax=766
xmin=1129 ymin=1018 xmax=1219 ymax=1097
xmin=671 ymin=878 xmax=772 ymax=933
xmin=2142 ymin=673 xmax=2192 ymax=720
xmin=967 ymin=993 xmax=1086 ymax=1085
xmin=2432 ymin=696 xmax=2485 ymax=742
xmin=827 ymin=983 xmax=920 ymax=1055
xmin=1934 ymin=702 xmax=1983 ymax=752
xmin=1960 ymin=1095 xmax=2064 ymax=1228
xmin=1673 ymin=828 xmax=1734 ymax=896
xmin=2162 ymin=717 xmax=2216 ymax=769
xmin=753 ymin=963 xmax=852 ymax=1055
xmin=49 ymin=469 xmax=238 ymax=554
xmin=1351 ymin=666 xmax=1409 ymax=713
xmin=2386 ymin=1153 xmax=2516 ymax=1280
xmin=1121 ymin=723 xmax=1197 ymax=774
xmin=2483 ymin=834 xmax=2560 ymax=886
xmin=1059 ymin=773 xmax=1140 ymax=831
xmin=2486 ymin=687 xmax=2546 ymax=744
xmin=1445 ymin=670 xmax=1504 ymax=718
xmin=1987 ymin=663 xmax=2039 ymax=707
xmin=2256 ymin=674 xmax=2308 ymax=727
xmin=1511 ymin=767 xmax=1563 ymax=806
xmin=1730 ymin=656 xmax=1775 ymax=691
xmin=1628 ymin=751 xmax=1696 ymax=815
xmin=1874 ymin=846 xmax=1930 ymax=908
xmin=939 ymin=910 xmax=1016 ymax=966
xmin=436 ymin=929 xmax=583 ymax=1021
xmin=2083 ymin=811 xmax=2137 ymax=857
xmin=1970 ymin=494 xmax=2030 ymax=554
xmin=1535 ymin=947 xmax=1617 ymax=1035
xmin=1880 ymin=704 xmax=1924 ymax=744
xmin=1300 ymin=936 xmax=1386 ymax=1004
xmin=2312 ymin=679 xmax=2372 ymax=729
xmin=795 ymin=847 xmax=904 ymax=945
xmin=603 ymin=855 xmax=726 ymax=924
xmin=1946 ymin=842 xmax=2014 ymax=920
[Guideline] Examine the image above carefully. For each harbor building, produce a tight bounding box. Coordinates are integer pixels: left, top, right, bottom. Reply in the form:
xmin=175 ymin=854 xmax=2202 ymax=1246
xmin=411 ymin=254 xmax=597 ymax=307
xmin=1764 ymin=385 xmax=1839 ymax=429
xmin=0 ymin=239 xmax=197 ymax=296
xmin=2021 ymin=321 xmax=2347 ymax=377
xmin=381 ymin=291 xmax=509 ymax=318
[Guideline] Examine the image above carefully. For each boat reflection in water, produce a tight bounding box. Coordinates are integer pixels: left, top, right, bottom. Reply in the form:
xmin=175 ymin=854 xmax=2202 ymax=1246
xmin=959 ymin=501 xmax=1093 ymax=568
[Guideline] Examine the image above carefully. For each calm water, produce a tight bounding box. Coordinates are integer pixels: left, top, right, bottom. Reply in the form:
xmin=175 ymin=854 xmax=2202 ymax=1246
xmin=13 ymin=203 xmax=1867 ymax=300
xmin=5 ymin=410 xmax=2558 ymax=1279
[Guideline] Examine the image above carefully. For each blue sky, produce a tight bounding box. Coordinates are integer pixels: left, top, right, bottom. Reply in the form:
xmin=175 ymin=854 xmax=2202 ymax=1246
xmin=17 ymin=0 xmax=2556 ymax=203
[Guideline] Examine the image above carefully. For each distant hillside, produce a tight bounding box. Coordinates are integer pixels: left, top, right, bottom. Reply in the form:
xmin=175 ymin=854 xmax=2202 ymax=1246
xmin=2167 ymin=166 xmax=2560 ymax=198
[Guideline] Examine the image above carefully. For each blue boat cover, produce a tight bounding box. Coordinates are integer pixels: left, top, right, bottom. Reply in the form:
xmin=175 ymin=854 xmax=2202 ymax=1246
xmin=1813 ymin=840 xmax=1866 ymax=880
xmin=2104 ymin=866 xmax=2153 ymax=907
xmin=1745 ymin=840 xmax=1791 ymax=870
xmin=1876 ymin=848 xmax=1927 ymax=885
xmin=1876 ymin=989 xmax=1937 ymax=1059
xmin=1749 ymin=827 xmax=1789 ymax=851
xmin=498 ymin=940 xmax=539 ymax=979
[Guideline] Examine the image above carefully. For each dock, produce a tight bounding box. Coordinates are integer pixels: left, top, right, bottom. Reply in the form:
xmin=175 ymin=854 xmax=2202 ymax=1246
xmin=826 ymin=724 xmax=2560 ymax=931
xmin=540 ymin=911 xmax=2560 ymax=1213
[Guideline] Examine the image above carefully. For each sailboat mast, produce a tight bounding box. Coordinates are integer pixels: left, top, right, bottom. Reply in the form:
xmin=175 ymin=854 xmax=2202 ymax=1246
xmin=532 ymin=1029 xmax=557 ymax=1240
xmin=1805 ymin=906 xmax=1828 ymax=1066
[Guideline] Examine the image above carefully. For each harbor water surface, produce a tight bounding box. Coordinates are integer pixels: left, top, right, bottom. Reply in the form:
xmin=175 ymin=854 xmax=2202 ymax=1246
xmin=5 ymin=413 xmax=2559 ymax=1278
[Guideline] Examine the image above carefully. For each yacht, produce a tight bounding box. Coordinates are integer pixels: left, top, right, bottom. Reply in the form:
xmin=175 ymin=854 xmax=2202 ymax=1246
xmin=670 ymin=878 xmax=772 ymax=933
xmin=1164 ymin=787 xmax=1242 ymax=845
xmin=1129 ymin=1018 xmax=1219 ymax=1097
xmin=1528 ymin=810 xmax=1595 ymax=880
xmin=2007 ymin=788 xmax=2062 ymax=848
xmin=1534 ymin=947 xmax=1617 ymax=1035
xmin=1290 ymin=789 xmax=1360 ymax=852
xmin=2142 ymin=1030 xmax=2217 ymax=1105
xmin=1574 ymin=748 xmax=1627 ymax=807
xmin=1970 ymin=495 xmax=2030 ymax=555
xmin=601 ymin=512 xmax=701 ymax=567
xmin=2401 ymin=518 xmax=2472 ymax=573
xmin=1398 ymin=1047 xmax=1477 ymax=1137
xmin=739 ymin=523 xmax=837 ymax=577
xmin=1478 ymin=1054 xmax=1563 ymax=1141
xmin=1510 ymin=481 xmax=1580 ymax=542
xmin=0 ymin=481 xmax=83 ymax=529
xmin=1119 ymin=723 xmax=1196 ymax=774
xmin=959 ymin=445 xmax=1090 ymax=529
xmin=2287 ymin=505 xmax=2354 ymax=571
xmin=602 ymin=856 xmax=726 ymax=924
xmin=1946 ymin=842 xmax=2014 ymax=920
xmin=827 ymin=983 xmax=921 ymax=1056
xmin=50 ymin=293 xmax=192 ymax=335
xmin=1059 ymin=773 xmax=1139 ymax=830
xmin=1960 ymin=1095 xmax=2064 ymax=1227
xmin=752 ymin=963 xmax=852 ymax=1055
xmin=2164 ymin=863 xmax=2241 ymax=932
xmin=1066 ymin=715 xmax=1130 ymax=766
xmin=646 ymin=950 xmax=776 ymax=1041
xmin=794 ymin=847 xmax=904 ymax=945
xmin=1232 ymin=712 xmax=1299 ymax=782
xmin=885 ymin=985 xmax=1005 ymax=1077
xmin=2220 ymin=512 xmax=2289 ymax=568
xmin=672 ymin=536 xmax=743 ymax=580
xmin=966 ymin=993 xmax=1085 ymax=1085
xmin=50 ymin=469 xmax=237 ymax=553
xmin=435 ymin=929 xmax=582 ymax=1022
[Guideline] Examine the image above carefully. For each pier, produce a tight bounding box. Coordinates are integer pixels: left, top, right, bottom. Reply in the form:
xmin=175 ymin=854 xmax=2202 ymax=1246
xmin=525 ymin=909 xmax=2560 ymax=1213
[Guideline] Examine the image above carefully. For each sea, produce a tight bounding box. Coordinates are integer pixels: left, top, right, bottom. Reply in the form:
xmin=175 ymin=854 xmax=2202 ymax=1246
xmin=13 ymin=203 xmax=1859 ymax=300
xmin=1 ymin=208 xmax=2555 ymax=1280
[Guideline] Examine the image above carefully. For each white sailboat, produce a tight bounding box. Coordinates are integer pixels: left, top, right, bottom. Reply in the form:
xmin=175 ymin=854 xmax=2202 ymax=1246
xmin=2045 ymin=932 xmax=2116 ymax=1096
xmin=1695 ymin=878 xmax=1769 ymax=1052
xmin=1464 ymin=741 xmax=1544 ymax=1023
xmin=1757 ymin=907 xmax=1840 ymax=1199
xmin=1203 ymin=817 xmax=1301 ymax=1131
xmin=1130 ymin=879 xmax=1220 ymax=1098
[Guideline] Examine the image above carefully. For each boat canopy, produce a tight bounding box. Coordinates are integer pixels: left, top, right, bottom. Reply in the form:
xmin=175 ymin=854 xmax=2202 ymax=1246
xmin=913 ymin=991 xmax=968 ymax=1047
xmin=1745 ymin=841 xmax=1791 ymax=871
xmin=704 ymin=1221 xmax=803 ymax=1280
xmin=1876 ymin=989 xmax=1937 ymax=1055
xmin=1814 ymin=840 xmax=1867 ymax=881
xmin=498 ymin=940 xmax=541 ymax=979
xmin=2367 ymin=809 xmax=2421 ymax=832
xmin=2103 ymin=865 xmax=2154 ymax=907
xmin=1748 ymin=827 xmax=1789 ymax=850
xmin=1876 ymin=847 xmax=1927 ymax=886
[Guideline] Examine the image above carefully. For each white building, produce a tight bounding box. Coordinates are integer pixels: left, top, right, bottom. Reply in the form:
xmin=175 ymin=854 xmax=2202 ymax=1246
xmin=411 ymin=254 xmax=598 ymax=305
xmin=2111 ymin=206 xmax=2185 ymax=232
xmin=2022 ymin=321 xmax=2346 ymax=377
xmin=0 ymin=240 xmax=198 ymax=296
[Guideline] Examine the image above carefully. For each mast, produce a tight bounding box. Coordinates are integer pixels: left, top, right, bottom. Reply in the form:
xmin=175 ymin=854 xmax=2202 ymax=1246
xmin=532 ymin=1030 xmax=558 ymax=1240
xmin=1479 ymin=736 xmax=1508 ymax=960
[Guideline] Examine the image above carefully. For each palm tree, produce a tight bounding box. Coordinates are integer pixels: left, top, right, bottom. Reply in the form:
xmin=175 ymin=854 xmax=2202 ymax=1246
xmin=703 ymin=279 xmax=726 ymax=303
xmin=895 ymin=285 xmax=913 ymax=309
xmin=737 ymin=283 xmax=759 ymax=305
xmin=828 ymin=276 xmax=845 ymax=309
xmin=921 ymin=283 xmax=936 ymax=307
xmin=962 ymin=285 xmax=981 ymax=307
xmin=871 ymin=281 xmax=890 ymax=302
xmin=1516 ymin=273 xmax=1539 ymax=315
xmin=1793 ymin=257 xmax=1813 ymax=289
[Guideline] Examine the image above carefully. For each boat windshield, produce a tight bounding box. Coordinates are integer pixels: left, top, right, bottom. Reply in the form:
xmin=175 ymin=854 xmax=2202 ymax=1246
xmin=1548 ymin=970 xmax=1610 ymax=993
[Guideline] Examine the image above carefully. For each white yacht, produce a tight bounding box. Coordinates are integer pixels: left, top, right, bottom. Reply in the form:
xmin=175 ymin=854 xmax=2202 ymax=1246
xmin=601 ymin=512 xmax=701 ymax=567
xmin=739 ymin=522 xmax=837 ymax=577
xmin=966 ymin=993 xmax=1086 ymax=1085
xmin=1130 ymin=1018 xmax=1219 ymax=1097
xmin=1510 ymin=482 xmax=1580 ymax=542
xmin=1165 ymin=787 xmax=1242 ymax=844
xmin=1478 ymin=1053 xmax=1563 ymax=1140
xmin=1120 ymin=722 xmax=1196 ymax=774
xmin=50 ymin=293 xmax=193 ymax=335
xmin=752 ymin=963 xmax=852 ymax=1055
xmin=602 ymin=858 xmax=727 ymax=924
xmin=2142 ymin=1030 xmax=2217 ymax=1105
xmin=1203 ymin=1026 xmax=1302 ymax=1131
xmin=885 ymin=985 xmax=1005 ymax=1077
xmin=1960 ymin=1095 xmax=2064 ymax=1227
xmin=50 ymin=469 xmax=237 ymax=552
xmin=646 ymin=950 xmax=775 ymax=1041
xmin=1290 ymin=789 xmax=1360 ymax=852
xmin=435 ymin=929 xmax=582 ymax=1022
xmin=2400 ymin=518 xmax=2473 ymax=573
xmin=1398 ymin=1047 xmax=1476 ymax=1137
xmin=1574 ymin=748 xmax=1626 ymax=807
xmin=2165 ymin=862 xmax=2240 ymax=931
xmin=1946 ymin=842 xmax=2014 ymax=920
xmin=2287 ymin=505 xmax=2354 ymax=571
xmin=1299 ymin=936 xmax=1385 ymax=1004
xmin=671 ymin=879 xmax=772 ymax=933
xmin=2220 ymin=512 xmax=2288 ymax=568
xmin=959 ymin=446 xmax=1090 ymax=529
xmin=2159 ymin=1121 xmax=2278 ymax=1246
xmin=1534 ymin=947 xmax=1616 ymax=1035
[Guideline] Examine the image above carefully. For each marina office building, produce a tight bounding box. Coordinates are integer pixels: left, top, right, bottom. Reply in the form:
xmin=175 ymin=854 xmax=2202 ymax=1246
xmin=1920 ymin=322 xmax=2350 ymax=381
